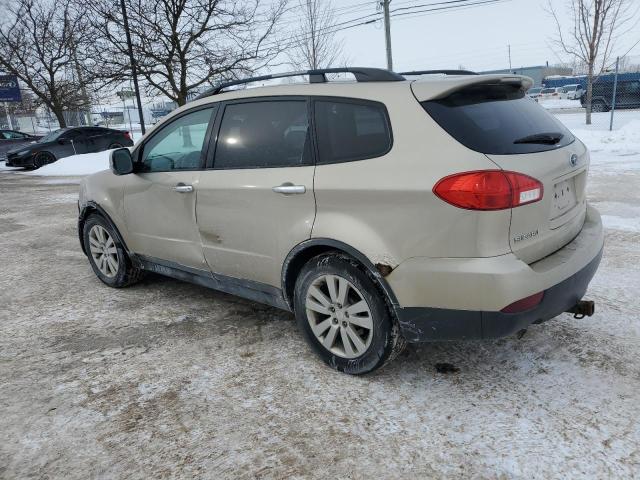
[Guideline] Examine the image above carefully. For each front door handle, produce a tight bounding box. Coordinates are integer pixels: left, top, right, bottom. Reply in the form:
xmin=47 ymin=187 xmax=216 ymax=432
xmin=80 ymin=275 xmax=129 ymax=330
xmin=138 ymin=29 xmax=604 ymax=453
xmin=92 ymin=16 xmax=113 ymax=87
xmin=272 ymin=184 xmax=306 ymax=195
xmin=174 ymin=183 xmax=194 ymax=193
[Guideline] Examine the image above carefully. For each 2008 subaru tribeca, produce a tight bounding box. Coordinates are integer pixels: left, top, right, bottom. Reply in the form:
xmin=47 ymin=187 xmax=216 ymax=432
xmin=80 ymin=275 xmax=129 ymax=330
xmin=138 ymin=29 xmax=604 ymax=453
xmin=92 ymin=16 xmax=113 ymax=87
xmin=78 ymin=68 xmax=603 ymax=374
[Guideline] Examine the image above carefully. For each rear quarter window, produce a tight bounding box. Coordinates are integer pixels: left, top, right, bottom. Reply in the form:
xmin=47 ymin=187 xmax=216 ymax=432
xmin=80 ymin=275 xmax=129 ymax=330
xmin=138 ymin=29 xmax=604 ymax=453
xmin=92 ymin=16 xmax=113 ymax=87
xmin=314 ymin=99 xmax=392 ymax=164
xmin=421 ymin=83 xmax=575 ymax=154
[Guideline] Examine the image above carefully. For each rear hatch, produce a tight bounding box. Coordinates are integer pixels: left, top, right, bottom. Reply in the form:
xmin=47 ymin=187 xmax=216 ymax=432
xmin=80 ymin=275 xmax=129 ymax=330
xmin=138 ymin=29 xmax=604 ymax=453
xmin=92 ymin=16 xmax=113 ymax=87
xmin=415 ymin=77 xmax=588 ymax=264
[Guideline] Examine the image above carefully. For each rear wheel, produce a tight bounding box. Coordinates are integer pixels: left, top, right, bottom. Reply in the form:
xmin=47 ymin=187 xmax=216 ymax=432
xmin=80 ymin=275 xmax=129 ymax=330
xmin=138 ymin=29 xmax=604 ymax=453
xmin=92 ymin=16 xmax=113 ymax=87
xmin=33 ymin=151 xmax=55 ymax=169
xmin=108 ymin=142 xmax=124 ymax=149
xmin=591 ymin=100 xmax=608 ymax=113
xmin=294 ymin=252 xmax=405 ymax=374
xmin=83 ymin=214 xmax=144 ymax=287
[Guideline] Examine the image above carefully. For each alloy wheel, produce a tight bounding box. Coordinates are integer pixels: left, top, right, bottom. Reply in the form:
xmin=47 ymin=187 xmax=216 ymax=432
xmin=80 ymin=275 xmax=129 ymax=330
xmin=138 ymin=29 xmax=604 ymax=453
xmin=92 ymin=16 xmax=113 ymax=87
xmin=88 ymin=225 xmax=119 ymax=278
xmin=305 ymin=274 xmax=373 ymax=359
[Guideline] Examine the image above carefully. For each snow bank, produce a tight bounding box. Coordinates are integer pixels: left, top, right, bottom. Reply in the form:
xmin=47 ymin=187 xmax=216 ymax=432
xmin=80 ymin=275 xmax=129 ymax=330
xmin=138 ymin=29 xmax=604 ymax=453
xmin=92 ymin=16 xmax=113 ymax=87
xmin=573 ymin=119 xmax=640 ymax=167
xmin=23 ymin=150 xmax=111 ymax=177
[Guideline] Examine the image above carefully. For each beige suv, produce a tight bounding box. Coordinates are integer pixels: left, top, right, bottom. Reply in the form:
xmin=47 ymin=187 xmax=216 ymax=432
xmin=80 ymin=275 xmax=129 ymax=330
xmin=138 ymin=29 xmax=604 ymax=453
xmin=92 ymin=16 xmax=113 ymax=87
xmin=78 ymin=68 xmax=604 ymax=374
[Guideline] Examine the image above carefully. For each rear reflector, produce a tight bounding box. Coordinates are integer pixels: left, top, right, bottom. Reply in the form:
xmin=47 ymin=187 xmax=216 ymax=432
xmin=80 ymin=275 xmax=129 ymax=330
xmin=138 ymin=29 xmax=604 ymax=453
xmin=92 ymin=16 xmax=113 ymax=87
xmin=123 ymin=131 xmax=132 ymax=141
xmin=501 ymin=291 xmax=544 ymax=313
xmin=433 ymin=170 xmax=543 ymax=210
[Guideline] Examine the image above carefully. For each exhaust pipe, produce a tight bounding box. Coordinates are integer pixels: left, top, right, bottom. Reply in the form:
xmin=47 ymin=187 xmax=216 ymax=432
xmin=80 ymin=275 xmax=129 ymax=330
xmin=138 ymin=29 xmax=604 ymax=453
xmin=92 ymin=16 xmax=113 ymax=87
xmin=566 ymin=300 xmax=595 ymax=319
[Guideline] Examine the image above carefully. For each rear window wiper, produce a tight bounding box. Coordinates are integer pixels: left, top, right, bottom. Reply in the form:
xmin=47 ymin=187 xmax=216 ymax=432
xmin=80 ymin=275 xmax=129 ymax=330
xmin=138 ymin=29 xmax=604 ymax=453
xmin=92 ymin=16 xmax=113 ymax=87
xmin=513 ymin=132 xmax=564 ymax=145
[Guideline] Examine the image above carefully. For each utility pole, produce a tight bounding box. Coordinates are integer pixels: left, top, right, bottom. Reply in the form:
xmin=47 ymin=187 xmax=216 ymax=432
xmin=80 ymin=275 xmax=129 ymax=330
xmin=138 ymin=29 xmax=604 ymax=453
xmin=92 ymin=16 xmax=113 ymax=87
xmin=382 ymin=0 xmax=393 ymax=70
xmin=119 ymin=0 xmax=146 ymax=135
xmin=508 ymin=44 xmax=512 ymax=71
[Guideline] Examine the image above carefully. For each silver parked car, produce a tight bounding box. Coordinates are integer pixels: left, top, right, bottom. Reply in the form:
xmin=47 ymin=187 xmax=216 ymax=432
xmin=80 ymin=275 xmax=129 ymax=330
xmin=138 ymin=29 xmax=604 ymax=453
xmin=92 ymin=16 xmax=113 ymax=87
xmin=78 ymin=68 xmax=603 ymax=374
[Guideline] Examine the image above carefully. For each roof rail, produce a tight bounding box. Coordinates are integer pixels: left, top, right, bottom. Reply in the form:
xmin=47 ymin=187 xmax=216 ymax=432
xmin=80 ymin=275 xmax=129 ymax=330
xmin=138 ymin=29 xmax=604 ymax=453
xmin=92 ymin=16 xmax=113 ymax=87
xmin=194 ymin=67 xmax=405 ymax=100
xmin=399 ymin=69 xmax=478 ymax=76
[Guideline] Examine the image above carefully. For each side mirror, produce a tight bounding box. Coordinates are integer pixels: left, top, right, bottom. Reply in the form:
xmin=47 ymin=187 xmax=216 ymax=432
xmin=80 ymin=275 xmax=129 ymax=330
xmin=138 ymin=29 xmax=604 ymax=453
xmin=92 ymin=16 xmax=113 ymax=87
xmin=110 ymin=148 xmax=134 ymax=175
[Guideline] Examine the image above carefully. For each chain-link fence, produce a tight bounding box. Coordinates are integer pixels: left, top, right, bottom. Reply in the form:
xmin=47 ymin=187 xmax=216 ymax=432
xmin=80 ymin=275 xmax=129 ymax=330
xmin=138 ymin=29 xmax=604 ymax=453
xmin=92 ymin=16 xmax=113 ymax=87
xmin=1 ymin=100 xmax=176 ymax=141
xmin=537 ymin=69 xmax=640 ymax=132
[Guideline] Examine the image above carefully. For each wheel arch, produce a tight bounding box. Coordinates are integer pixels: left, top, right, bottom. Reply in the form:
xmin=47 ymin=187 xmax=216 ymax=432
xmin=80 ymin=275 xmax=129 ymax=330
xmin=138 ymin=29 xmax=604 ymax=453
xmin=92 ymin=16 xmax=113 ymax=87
xmin=78 ymin=201 xmax=132 ymax=259
xmin=281 ymin=238 xmax=399 ymax=310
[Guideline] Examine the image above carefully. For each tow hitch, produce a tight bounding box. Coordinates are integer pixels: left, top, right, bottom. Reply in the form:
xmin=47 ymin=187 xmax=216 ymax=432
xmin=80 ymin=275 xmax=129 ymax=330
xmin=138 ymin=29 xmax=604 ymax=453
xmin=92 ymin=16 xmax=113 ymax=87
xmin=566 ymin=300 xmax=595 ymax=319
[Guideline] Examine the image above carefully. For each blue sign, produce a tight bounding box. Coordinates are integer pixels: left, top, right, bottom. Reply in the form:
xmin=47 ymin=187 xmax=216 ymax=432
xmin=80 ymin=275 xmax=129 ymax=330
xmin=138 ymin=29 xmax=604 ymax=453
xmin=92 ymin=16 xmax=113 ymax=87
xmin=0 ymin=75 xmax=22 ymax=102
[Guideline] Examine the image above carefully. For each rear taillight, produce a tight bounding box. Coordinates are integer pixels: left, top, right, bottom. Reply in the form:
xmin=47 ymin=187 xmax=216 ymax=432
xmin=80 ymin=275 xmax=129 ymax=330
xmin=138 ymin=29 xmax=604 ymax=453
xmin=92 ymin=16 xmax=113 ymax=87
xmin=123 ymin=131 xmax=131 ymax=141
xmin=433 ymin=170 xmax=543 ymax=211
xmin=501 ymin=291 xmax=544 ymax=313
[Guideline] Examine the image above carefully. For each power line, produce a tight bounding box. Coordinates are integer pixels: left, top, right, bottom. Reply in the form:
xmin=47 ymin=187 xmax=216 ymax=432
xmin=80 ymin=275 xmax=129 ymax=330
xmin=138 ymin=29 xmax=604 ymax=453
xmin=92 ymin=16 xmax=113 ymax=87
xmin=256 ymin=0 xmax=506 ymax=54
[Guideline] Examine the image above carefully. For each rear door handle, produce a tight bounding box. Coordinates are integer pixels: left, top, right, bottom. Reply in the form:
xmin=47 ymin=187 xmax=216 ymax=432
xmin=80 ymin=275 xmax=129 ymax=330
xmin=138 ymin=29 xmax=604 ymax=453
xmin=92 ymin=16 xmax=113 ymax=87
xmin=272 ymin=184 xmax=306 ymax=195
xmin=174 ymin=183 xmax=194 ymax=193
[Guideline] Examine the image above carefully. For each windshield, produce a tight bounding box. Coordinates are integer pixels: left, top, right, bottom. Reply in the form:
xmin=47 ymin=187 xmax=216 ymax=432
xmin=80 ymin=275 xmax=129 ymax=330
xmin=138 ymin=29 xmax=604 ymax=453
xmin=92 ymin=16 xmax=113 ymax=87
xmin=38 ymin=129 xmax=68 ymax=143
xmin=529 ymin=88 xmax=542 ymax=93
xmin=421 ymin=83 xmax=574 ymax=154
xmin=565 ymin=85 xmax=577 ymax=91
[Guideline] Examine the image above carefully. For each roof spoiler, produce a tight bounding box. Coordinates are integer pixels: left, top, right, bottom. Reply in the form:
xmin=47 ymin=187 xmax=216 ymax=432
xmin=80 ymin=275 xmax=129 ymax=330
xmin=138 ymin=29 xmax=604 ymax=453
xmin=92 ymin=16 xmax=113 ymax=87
xmin=411 ymin=74 xmax=534 ymax=101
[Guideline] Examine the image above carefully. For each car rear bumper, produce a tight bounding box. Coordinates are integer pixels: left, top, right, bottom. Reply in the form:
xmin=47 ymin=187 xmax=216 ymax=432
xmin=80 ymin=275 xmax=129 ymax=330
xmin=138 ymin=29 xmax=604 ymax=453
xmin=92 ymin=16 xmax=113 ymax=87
xmin=389 ymin=205 xmax=604 ymax=342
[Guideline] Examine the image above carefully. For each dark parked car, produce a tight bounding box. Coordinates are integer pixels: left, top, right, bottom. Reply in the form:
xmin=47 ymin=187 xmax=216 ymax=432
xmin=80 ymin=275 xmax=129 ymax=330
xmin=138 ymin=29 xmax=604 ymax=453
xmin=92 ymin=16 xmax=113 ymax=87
xmin=0 ymin=130 xmax=41 ymax=162
xmin=5 ymin=126 xmax=134 ymax=169
xmin=581 ymin=80 xmax=640 ymax=112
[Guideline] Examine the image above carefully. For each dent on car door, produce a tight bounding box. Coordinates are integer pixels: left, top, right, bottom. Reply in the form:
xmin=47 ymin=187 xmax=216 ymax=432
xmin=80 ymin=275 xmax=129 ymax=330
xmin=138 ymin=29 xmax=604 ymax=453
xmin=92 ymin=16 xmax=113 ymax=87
xmin=122 ymin=106 xmax=217 ymax=269
xmin=196 ymin=98 xmax=316 ymax=288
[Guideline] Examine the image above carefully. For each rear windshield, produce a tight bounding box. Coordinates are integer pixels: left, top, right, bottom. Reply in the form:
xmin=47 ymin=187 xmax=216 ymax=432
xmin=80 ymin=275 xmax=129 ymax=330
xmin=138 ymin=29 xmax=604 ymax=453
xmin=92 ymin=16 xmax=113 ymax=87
xmin=421 ymin=83 xmax=575 ymax=154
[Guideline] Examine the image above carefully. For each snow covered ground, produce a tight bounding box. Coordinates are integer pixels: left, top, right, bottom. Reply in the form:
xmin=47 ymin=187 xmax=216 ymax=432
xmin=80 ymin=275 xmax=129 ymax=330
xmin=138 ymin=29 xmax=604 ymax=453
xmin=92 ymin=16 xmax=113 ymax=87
xmin=1 ymin=110 xmax=639 ymax=478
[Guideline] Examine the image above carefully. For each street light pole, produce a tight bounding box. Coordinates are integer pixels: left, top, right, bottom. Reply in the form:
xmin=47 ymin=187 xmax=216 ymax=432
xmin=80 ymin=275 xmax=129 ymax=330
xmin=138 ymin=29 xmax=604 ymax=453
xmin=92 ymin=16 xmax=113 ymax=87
xmin=119 ymin=0 xmax=146 ymax=135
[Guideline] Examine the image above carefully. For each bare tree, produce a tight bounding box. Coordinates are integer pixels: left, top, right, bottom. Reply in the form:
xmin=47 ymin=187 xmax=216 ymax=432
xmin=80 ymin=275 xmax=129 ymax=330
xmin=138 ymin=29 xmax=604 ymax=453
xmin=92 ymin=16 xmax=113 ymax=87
xmin=288 ymin=0 xmax=346 ymax=70
xmin=0 ymin=0 xmax=91 ymax=127
xmin=548 ymin=0 xmax=637 ymax=124
xmin=86 ymin=0 xmax=288 ymax=106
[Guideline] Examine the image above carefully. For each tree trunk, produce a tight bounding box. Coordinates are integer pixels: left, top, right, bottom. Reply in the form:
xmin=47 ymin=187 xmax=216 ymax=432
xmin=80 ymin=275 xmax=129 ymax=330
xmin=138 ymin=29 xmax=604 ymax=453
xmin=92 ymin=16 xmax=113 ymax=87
xmin=585 ymin=65 xmax=594 ymax=126
xmin=52 ymin=107 xmax=67 ymax=128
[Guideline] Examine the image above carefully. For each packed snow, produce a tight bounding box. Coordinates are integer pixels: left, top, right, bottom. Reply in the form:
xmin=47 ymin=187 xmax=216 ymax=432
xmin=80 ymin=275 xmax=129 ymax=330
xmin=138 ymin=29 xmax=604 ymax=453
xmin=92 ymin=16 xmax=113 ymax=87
xmin=539 ymin=98 xmax=582 ymax=109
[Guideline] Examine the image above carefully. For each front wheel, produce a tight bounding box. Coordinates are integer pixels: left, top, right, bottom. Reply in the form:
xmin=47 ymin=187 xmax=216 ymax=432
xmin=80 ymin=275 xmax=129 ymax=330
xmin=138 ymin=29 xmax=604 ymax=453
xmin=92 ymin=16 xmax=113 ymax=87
xmin=82 ymin=214 xmax=144 ymax=287
xmin=33 ymin=151 xmax=55 ymax=169
xmin=293 ymin=253 xmax=405 ymax=374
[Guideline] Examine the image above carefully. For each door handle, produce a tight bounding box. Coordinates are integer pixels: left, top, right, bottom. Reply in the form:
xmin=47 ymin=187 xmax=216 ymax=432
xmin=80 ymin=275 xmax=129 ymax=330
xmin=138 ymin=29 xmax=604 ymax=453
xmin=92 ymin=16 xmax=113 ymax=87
xmin=272 ymin=184 xmax=306 ymax=195
xmin=174 ymin=183 xmax=194 ymax=193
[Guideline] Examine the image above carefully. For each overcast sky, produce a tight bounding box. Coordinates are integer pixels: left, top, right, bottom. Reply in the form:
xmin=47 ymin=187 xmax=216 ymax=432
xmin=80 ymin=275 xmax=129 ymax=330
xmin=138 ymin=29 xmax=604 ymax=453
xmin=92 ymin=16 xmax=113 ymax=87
xmin=292 ymin=0 xmax=639 ymax=72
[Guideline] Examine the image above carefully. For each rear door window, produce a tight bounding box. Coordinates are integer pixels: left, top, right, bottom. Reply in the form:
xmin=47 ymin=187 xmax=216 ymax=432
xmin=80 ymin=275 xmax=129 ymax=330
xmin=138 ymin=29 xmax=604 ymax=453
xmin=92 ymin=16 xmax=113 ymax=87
xmin=313 ymin=99 xmax=392 ymax=164
xmin=213 ymin=100 xmax=311 ymax=169
xmin=421 ymin=83 xmax=574 ymax=154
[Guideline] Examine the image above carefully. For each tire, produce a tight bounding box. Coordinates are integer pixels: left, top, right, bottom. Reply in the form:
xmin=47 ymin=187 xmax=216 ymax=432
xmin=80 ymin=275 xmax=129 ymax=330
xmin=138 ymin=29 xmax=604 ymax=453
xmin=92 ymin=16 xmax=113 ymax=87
xmin=591 ymin=100 xmax=608 ymax=113
xmin=33 ymin=151 xmax=55 ymax=169
xmin=293 ymin=252 xmax=406 ymax=375
xmin=109 ymin=143 xmax=124 ymax=149
xmin=82 ymin=214 xmax=144 ymax=288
